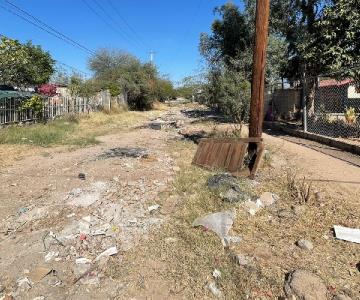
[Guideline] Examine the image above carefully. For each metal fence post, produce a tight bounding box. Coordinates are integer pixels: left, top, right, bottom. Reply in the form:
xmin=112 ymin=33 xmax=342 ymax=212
xmin=302 ymin=73 xmax=308 ymax=132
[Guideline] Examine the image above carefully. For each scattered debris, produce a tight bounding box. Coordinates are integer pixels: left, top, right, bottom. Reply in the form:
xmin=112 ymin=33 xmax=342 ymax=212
xmin=243 ymin=199 xmax=264 ymax=216
xmin=148 ymin=204 xmax=160 ymax=213
xmin=66 ymin=181 xmax=108 ymax=207
xmin=76 ymin=257 xmax=92 ymax=265
xmin=180 ymin=130 xmax=208 ymax=144
xmin=296 ymin=239 xmax=314 ymax=251
xmin=149 ymin=120 xmax=167 ymax=130
xmin=334 ymin=225 xmax=360 ymax=244
xmin=258 ymin=192 xmax=279 ymax=207
xmin=208 ymin=174 xmax=250 ymax=203
xmin=18 ymin=207 xmax=28 ymax=216
xmin=32 ymin=297 xmax=45 ymax=300
xmin=98 ymin=147 xmax=149 ymax=159
xmin=207 ymin=281 xmax=222 ymax=298
xmin=234 ymin=254 xmax=250 ymax=266
xmin=193 ymin=210 xmax=235 ymax=246
xmin=284 ymin=269 xmax=328 ymax=300
xmin=16 ymin=277 xmax=32 ymax=291
xmin=224 ymin=235 xmax=242 ymax=247
xmin=212 ymin=269 xmax=221 ymax=279
xmin=28 ymin=266 xmax=52 ymax=283
xmin=44 ymin=251 xmax=59 ymax=262
xmin=95 ymin=246 xmax=118 ymax=261
xmin=78 ymin=173 xmax=86 ymax=180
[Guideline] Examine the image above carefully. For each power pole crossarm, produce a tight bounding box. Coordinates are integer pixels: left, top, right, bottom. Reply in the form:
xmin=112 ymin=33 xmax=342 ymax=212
xmin=249 ymin=0 xmax=271 ymax=138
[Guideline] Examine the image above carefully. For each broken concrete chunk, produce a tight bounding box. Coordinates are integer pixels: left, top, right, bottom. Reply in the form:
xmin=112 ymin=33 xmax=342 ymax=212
xmin=95 ymin=246 xmax=118 ymax=261
xmin=207 ymin=281 xmax=222 ymax=298
xmin=234 ymin=254 xmax=250 ymax=266
xmin=297 ymin=239 xmax=314 ymax=251
xmin=193 ymin=210 xmax=235 ymax=246
xmin=44 ymin=251 xmax=59 ymax=262
xmin=284 ymin=270 xmax=328 ymax=300
xmin=243 ymin=200 xmax=262 ymax=216
xmin=148 ymin=204 xmax=160 ymax=213
xmin=98 ymin=147 xmax=149 ymax=159
xmin=258 ymin=192 xmax=279 ymax=207
xmin=334 ymin=225 xmax=360 ymax=244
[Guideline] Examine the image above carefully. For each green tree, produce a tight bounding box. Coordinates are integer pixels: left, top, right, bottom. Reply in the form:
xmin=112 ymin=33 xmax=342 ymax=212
xmin=309 ymin=0 xmax=360 ymax=85
xmin=0 ymin=36 xmax=55 ymax=86
xmin=89 ymin=49 xmax=163 ymax=110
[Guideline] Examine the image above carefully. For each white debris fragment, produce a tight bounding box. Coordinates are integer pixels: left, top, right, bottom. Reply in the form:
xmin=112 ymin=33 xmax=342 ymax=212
xmin=45 ymin=251 xmax=59 ymax=262
xmin=212 ymin=269 xmax=221 ymax=279
xmin=207 ymin=281 xmax=222 ymax=297
xmin=95 ymin=246 xmax=118 ymax=261
xmin=148 ymin=204 xmax=160 ymax=213
xmin=334 ymin=225 xmax=360 ymax=244
xmin=76 ymin=257 xmax=92 ymax=265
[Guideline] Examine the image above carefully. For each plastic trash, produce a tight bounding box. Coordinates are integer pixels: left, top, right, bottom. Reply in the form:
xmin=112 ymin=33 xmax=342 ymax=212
xmin=148 ymin=204 xmax=160 ymax=213
xmin=193 ymin=210 xmax=235 ymax=246
xmin=95 ymin=246 xmax=118 ymax=261
xmin=207 ymin=281 xmax=222 ymax=297
xmin=212 ymin=269 xmax=221 ymax=279
xmin=334 ymin=225 xmax=360 ymax=244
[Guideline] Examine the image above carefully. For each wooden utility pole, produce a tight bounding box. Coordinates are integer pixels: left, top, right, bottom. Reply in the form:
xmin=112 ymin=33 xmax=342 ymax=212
xmin=249 ymin=0 xmax=271 ymax=138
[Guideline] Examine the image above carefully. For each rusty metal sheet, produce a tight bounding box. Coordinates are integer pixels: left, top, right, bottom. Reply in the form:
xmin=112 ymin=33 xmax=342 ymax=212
xmin=192 ymin=137 xmax=264 ymax=177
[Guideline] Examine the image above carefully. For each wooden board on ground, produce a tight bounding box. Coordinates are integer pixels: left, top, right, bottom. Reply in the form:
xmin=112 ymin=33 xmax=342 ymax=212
xmin=192 ymin=137 xmax=264 ymax=177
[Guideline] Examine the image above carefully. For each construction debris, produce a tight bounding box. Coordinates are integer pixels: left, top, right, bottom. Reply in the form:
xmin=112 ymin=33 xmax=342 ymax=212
xmin=98 ymin=147 xmax=149 ymax=159
xmin=193 ymin=210 xmax=235 ymax=246
xmin=95 ymin=246 xmax=118 ymax=261
xmin=334 ymin=225 xmax=360 ymax=244
xmin=28 ymin=267 xmax=52 ymax=283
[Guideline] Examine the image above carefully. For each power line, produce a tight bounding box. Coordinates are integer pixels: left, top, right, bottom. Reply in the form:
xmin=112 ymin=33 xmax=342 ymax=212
xmin=106 ymin=0 xmax=149 ymax=49
xmin=2 ymin=0 xmax=95 ymax=55
xmin=81 ymin=0 xmax=141 ymax=49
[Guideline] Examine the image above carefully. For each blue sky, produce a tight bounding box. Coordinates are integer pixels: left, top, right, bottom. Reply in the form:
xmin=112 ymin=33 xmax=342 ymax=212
xmin=0 ymin=0 xmax=244 ymax=83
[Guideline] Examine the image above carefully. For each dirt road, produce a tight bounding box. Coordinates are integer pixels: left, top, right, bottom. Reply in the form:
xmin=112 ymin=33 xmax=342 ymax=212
xmin=0 ymin=104 xmax=359 ymax=299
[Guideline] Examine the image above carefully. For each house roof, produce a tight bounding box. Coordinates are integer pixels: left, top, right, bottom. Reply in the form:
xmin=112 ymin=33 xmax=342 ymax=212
xmin=319 ymin=79 xmax=353 ymax=87
xmin=0 ymin=90 xmax=33 ymax=100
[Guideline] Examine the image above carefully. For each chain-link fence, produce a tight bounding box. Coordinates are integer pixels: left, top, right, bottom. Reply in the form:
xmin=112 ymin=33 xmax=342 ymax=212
xmin=305 ymin=77 xmax=360 ymax=138
xmin=265 ymin=76 xmax=360 ymax=140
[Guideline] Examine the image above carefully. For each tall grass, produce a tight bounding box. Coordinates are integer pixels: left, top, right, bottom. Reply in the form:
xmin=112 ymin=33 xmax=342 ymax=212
xmin=0 ymin=119 xmax=78 ymax=147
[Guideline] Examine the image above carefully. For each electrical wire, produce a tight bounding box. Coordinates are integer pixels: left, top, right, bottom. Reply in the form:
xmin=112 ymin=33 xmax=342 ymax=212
xmin=2 ymin=0 xmax=95 ymax=55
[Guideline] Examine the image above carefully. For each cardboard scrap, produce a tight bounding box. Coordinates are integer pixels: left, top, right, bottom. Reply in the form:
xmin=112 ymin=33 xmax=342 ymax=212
xmin=28 ymin=266 xmax=52 ymax=283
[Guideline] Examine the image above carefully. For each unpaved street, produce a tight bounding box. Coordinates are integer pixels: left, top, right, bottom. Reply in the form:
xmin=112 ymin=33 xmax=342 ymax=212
xmin=0 ymin=103 xmax=359 ymax=299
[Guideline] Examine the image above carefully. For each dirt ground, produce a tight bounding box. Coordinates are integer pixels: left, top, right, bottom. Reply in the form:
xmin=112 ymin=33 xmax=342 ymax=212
xmin=0 ymin=103 xmax=359 ymax=299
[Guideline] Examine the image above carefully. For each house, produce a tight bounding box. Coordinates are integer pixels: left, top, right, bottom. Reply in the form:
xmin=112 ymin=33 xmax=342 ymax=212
xmin=315 ymin=79 xmax=360 ymax=113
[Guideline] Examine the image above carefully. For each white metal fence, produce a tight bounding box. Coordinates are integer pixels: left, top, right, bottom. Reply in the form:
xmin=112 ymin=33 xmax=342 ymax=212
xmin=0 ymin=95 xmax=104 ymax=125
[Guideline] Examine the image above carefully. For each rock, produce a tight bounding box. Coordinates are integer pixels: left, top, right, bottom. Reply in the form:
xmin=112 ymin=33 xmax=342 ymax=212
xmin=277 ymin=208 xmax=295 ymax=219
xmin=207 ymin=281 xmax=222 ymax=298
xmin=284 ymin=270 xmax=328 ymax=300
xmin=297 ymin=239 xmax=314 ymax=251
xmin=172 ymin=166 xmax=181 ymax=172
xmin=244 ymin=200 xmax=262 ymax=216
xmin=148 ymin=204 xmax=160 ymax=213
xmin=224 ymin=235 xmax=242 ymax=247
xmin=259 ymin=192 xmax=279 ymax=207
xmin=207 ymin=173 xmax=238 ymax=190
xmin=235 ymin=254 xmax=250 ymax=266
xmin=212 ymin=269 xmax=221 ymax=279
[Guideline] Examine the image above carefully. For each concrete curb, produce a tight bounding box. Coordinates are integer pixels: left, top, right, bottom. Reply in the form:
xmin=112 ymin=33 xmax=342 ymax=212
xmin=264 ymin=121 xmax=360 ymax=156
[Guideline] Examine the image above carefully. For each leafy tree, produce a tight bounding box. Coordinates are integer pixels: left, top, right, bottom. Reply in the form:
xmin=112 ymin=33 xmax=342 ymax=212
xmin=309 ymin=0 xmax=360 ymax=85
xmin=0 ymin=36 xmax=55 ymax=86
xmin=156 ymin=79 xmax=176 ymax=101
xmin=89 ymin=49 xmax=165 ymax=110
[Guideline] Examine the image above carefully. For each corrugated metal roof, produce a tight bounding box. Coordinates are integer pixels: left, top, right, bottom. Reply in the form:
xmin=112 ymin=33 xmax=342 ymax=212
xmin=0 ymin=90 xmax=33 ymax=100
xmin=319 ymin=79 xmax=353 ymax=87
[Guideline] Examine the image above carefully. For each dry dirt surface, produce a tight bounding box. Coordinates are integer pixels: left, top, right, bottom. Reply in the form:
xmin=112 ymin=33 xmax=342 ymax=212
xmin=0 ymin=103 xmax=359 ymax=300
